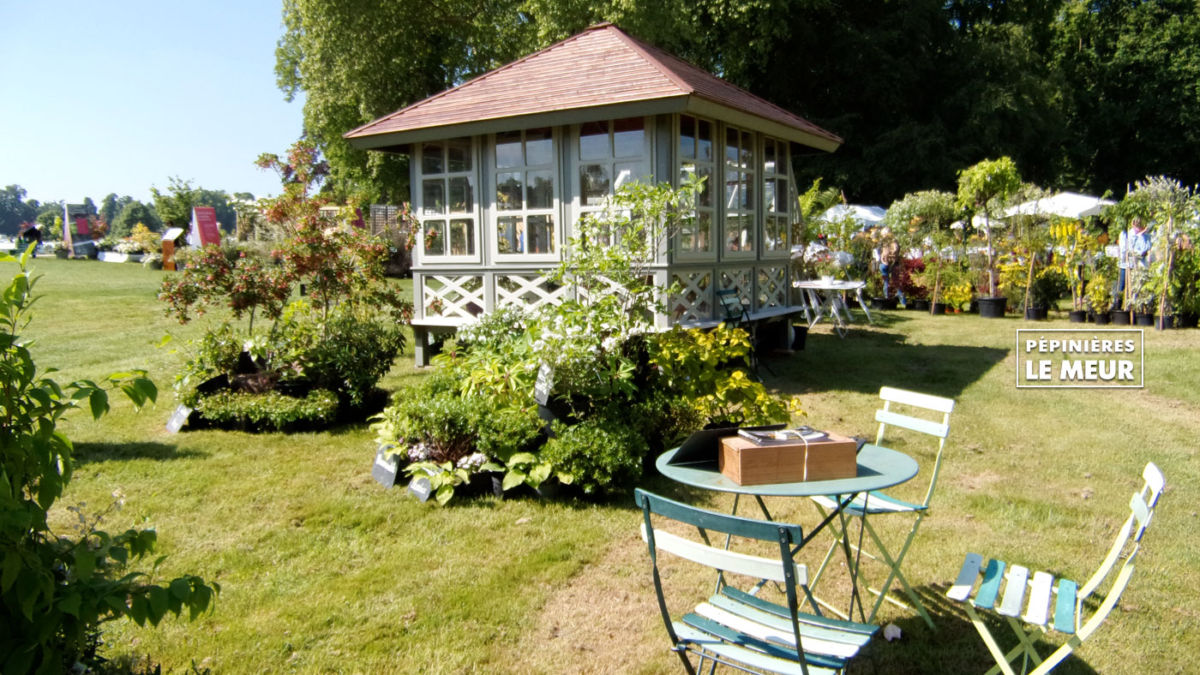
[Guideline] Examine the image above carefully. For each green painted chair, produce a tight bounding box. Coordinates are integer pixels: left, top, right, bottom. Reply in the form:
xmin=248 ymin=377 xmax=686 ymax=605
xmin=946 ymin=462 xmax=1164 ymax=675
xmin=635 ymin=488 xmax=877 ymax=675
xmin=808 ymin=386 xmax=955 ymax=628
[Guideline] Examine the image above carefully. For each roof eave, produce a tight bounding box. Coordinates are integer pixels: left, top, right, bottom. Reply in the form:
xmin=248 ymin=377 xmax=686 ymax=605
xmin=348 ymin=95 xmax=841 ymax=155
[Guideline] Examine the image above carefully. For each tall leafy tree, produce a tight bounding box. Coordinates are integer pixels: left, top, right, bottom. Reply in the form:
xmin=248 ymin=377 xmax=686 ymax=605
xmin=112 ymin=200 xmax=162 ymax=236
xmin=0 ymin=185 xmax=39 ymax=236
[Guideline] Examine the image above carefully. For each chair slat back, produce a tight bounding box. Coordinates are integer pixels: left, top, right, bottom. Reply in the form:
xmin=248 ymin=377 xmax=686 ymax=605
xmin=716 ymin=288 xmax=746 ymax=322
xmin=1077 ymin=463 xmax=1165 ymax=618
xmin=640 ymin=524 xmax=806 ymax=585
xmin=873 ymin=387 xmax=955 ymax=509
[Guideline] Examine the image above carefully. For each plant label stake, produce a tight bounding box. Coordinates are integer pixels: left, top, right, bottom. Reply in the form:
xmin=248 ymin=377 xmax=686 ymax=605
xmin=371 ymin=447 xmax=401 ymax=488
xmin=165 ymin=405 xmax=192 ymax=434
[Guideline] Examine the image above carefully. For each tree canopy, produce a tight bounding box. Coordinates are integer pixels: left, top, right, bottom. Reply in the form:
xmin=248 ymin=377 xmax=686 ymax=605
xmin=277 ymin=0 xmax=1200 ymax=204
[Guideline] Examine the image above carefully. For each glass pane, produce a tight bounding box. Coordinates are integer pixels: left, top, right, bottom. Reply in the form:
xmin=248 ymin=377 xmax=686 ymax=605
xmin=613 ymin=117 xmax=644 ymax=158
xmin=448 ymin=176 xmax=473 ymax=213
xmin=447 ymin=138 xmax=471 ymax=172
xmin=776 ymin=143 xmax=788 ymax=175
xmin=527 ymin=170 xmax=554 ymax=209
xmin=527 ymin=215 xmax=554 ymax=254
xmin=614 ymin=161 xmax=645 ymax=191
xmin=726 ymin=215 xmax=743 ymax=251
xmin=697 ymin=212 xmax=712 ymax=252
xmin=726 ymin=127 xmax=739 ymax=165
xmin=740 ymin=176 xmax=753 ymax=211
xmin=525 ymin=127 xmax=553 ymax=165
xmin=680 ymin=115 xmax=696 ymax=159
xmin=580 ymin=121 xmax=609 ymax=161
xmin=580 ymin=164 xmax=611 ymax=206
xmin=697 ymin=119 xmax=713 ymax=161
xmin=495 ymin=131 xmax=522 ymax=168
xmin=424 ymin=220 xmax=445 ymax=255
xmin=763 ymin=139 xmax=777 ymax=175
xmin=698 ymin=166 xmax=712 ymax=208
xmin=422 ymin=180 xmax=445 ymax=216
xmin=497 ymin=216 xmax=523 ymax=253
xmin=421 ymin=143 xmax=444 ymax=175
xmin=739 ymin=218 xmax=754 ymax=252
xmin=763 ymin=179 xmax=776 ymax=214
xmin=725 ymin=169 xmax=738 ymax=211
xmin=679 ymin=216 xmax=695 ymax=251
xmin=775 ymin=178 xmax=789 ymax=213
xmin=496 ymin=172 xmax=523 ymax=211
xmin=740 ymin=131 xmax=754 ymax=168
xmin=680 ymin=162 xmax=696 ymax=188
xmin=449 ymin=218 xmax=474 ymax=256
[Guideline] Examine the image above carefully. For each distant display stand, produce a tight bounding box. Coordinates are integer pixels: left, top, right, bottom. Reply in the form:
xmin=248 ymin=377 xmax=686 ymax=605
xmin=62 ymin=204 xmax=92 ymax=258
xmin=189 ymin=206 xmax=221 ymax=247
xmin=161 ymin=227 xmax=186 ymax=271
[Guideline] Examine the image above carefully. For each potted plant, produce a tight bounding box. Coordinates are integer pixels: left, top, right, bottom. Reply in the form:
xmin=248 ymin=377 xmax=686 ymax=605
xmin=1050 ymin=218 xmax=1100 ymax=322
xmin=1086 ymin=272 xmax=1113 ymax=324
xmin=957 ymin=158 xmax=1021 ymax=318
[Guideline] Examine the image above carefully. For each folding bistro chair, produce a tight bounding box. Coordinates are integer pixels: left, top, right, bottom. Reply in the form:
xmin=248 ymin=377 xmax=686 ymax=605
xmin=808 ymin=386 xmax=955 ymax=628
xmin=635 ymin=489 xmax=878 ymax=675
xmin=715 ymin=288 xmax=773 ymax=376
xmin=946 ymin=462 xmax=1165 ymax=675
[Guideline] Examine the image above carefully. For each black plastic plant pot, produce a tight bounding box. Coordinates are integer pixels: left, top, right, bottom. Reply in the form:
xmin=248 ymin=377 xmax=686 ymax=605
xmin=1068 ymin=310 xmax=1087 ymax=323
xmin=931 ymin=303 xmax=947 ymax=315
xmin=977 ymin=297 xmax=1007 ymax=318
xmin=1111 ymin=310 xmax=1131 ymax=325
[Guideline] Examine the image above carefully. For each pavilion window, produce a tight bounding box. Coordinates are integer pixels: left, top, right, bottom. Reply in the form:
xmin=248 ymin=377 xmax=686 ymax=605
xmin=761 ymin=136 xmax=791 ymax=254
xmin=494 ymin=128 xmax=558 ymax=258
xmin=676 ymin=114 xmax=715 ymax=257
xmin=577 ymin=117 xmax=651 ymax=247
xmin=417 ymin=138 xmax=477 ymax=259
xmin=723 ymin=125 xmax=756 ymax=257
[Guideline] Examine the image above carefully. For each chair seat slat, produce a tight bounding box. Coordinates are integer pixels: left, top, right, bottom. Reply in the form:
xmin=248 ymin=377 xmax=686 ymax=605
xmin=998 ymin=565 xmax=1029 ymax=617
xmin=975 ymin=558 xmax=1006 ymax=610
xmin=947 ymin=553 xmax=983 ymax=602
xmin=810 ymin=491 xmax=924 ymax=516
xmin=706 ymin=596 xmax=874 ymax=649
xmin=694 ymin=603 xmax=865 ymax=660
xmin=672 ymin=623 xmax=837 ymax=675
xmin=720 ymin=587 xmax=878 ymax=636
xmin=1053 ymin=579 xmax=1078 ymax=635
xmin=1023 ymin=571 xmax=1054 ymax=626
xmin=681 ymin=613 xmax=845 ymax=671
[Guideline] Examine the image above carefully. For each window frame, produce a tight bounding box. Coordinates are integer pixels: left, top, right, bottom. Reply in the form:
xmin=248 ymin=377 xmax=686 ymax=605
xmin=414 ymin=137 xmax=481 ymax=264
xmin=674 ymin=114 xmax=718 ymax=262
xmin=760 ymin=135 xmax=792 ymax=259
xmin=491 ymin=127 xmax=562 ymax=264
xmin=721 ymin=123 xmax=757 ymax=261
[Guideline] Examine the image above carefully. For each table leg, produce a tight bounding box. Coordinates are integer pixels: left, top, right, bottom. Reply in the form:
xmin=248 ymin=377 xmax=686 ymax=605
xmin=856 ymin=288 xmax=875 ymax=324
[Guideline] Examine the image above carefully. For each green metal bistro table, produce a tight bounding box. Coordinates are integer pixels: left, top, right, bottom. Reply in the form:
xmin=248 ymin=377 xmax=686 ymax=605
xmin=656 ymin=443 xmax=919 ymax=622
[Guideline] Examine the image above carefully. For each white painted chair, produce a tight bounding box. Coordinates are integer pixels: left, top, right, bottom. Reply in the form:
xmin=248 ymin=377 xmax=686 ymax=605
xmin=946 ymin=462 xmax=1164 ymax=675
xmin=809 ymin=386 xmax=955 ymax=628
xmin=635 ymin=489 xmax=878 ymax=675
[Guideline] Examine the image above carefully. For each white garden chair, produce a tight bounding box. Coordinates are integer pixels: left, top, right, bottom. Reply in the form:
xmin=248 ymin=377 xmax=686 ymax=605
xmin=808 ymin=386 xmax=955 ymax=628
xmin=946 ymin=462 xmax=1164 ymax=675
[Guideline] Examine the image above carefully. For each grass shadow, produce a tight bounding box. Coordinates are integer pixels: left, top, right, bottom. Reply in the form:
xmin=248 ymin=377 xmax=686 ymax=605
xmin=73 ymin=441 xmax=209 ymax=464
xmin=765 ymin=328 xmax=1009 ymax=400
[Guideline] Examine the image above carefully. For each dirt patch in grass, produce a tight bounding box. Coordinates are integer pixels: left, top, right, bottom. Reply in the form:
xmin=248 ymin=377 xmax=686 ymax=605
xmin=501 ymin=531 xmax=668 ymax=674
xmin=950 ymin=470 xmax=1004 ymax=492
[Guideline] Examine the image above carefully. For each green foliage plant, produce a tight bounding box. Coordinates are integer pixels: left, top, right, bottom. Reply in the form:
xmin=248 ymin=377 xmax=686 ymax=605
xmin=192 ymin=388 xmax=339 ymax=431
xmin=0 ymin=251 xmax=217 ymax=673
xmin=957 ymin=157 xmax=1021 ymax=297
xmin=1086 ymin=271 xmax=1113 ymax=314
xmin=539 ymin=419 xmax=647 ymax=496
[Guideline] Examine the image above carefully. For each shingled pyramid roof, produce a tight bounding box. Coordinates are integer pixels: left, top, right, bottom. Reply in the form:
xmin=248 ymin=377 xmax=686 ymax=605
xmin=345 ymin=23 xmax=841 ymax=153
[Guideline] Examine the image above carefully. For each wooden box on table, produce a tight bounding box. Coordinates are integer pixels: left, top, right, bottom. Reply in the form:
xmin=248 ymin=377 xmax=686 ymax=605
xmin=719 ymin=432 xmax=858 ymax=485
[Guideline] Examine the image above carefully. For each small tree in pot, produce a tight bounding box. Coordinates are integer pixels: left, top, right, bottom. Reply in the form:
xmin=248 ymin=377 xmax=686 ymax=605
xmin=957 ymin=157 xmax=1021 ymax=303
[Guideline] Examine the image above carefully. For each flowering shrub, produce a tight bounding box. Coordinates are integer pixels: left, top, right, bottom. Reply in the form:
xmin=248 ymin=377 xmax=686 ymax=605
xmin=374 ymin=179 xmax=802 ymax=503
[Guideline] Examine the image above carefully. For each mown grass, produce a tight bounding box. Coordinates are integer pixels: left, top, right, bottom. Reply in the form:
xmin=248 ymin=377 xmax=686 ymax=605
xmin=13 ymin=257 xmax=1200 ymax=674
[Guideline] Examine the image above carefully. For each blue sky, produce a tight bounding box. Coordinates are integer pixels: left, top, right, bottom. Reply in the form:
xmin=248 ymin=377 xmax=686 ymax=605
xmin=0 ymin=1 xmax=305 ymax=206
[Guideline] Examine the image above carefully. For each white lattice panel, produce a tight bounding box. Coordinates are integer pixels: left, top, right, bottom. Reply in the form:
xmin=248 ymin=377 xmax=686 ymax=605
xmin=423 ymin=275 xmax=484 ymax=319
xmin=671 ymin=272 xmax=712 ymax=322
xmin=496 ymin=273 xmax=569 ymax=310
xmin=575 ymin=274 xmax=637 ymax=306
xmin=758 ymin=266 xmax=786 ymax=308
xmin=719 ymin=270 xmax=753 ymax=308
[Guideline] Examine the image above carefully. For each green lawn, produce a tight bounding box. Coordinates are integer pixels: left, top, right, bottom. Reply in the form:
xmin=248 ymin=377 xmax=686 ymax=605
xmin=13 ymin=257 xmax=1199 ymax=674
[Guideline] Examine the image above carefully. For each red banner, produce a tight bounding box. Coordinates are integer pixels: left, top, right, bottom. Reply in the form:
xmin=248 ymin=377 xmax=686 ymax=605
xmin=74 ymin=215 xmax=89 ymax=236
xmin=191 ymin=207 xmax=221 ymax=246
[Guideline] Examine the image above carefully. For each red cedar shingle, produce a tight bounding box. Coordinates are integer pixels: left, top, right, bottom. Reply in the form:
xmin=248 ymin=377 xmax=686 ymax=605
xmin=345 ymin=24 xmax=840 ymax=146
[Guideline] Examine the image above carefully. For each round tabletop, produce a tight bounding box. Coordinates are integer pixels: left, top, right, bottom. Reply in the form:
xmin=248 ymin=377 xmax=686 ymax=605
xmin=793 ymin=279 xmax=866 ymax=291
xmin=655 ymin=443 xmax=918 ymax=497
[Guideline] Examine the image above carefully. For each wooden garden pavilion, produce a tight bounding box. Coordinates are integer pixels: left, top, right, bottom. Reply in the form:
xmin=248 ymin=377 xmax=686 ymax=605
xmin=345 ymin=23 xmax=842 ymax=364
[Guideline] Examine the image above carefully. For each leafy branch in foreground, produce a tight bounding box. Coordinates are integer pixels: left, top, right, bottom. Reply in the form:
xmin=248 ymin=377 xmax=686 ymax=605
xmin=0 ymin=247 xmax=219 ymax=674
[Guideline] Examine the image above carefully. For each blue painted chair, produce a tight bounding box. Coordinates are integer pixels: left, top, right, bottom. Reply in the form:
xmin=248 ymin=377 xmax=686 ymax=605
xmin=635 ymin=488 xmax=878 ymax=675
xmin=946 ymin=462 xmax=1165 ymax=675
